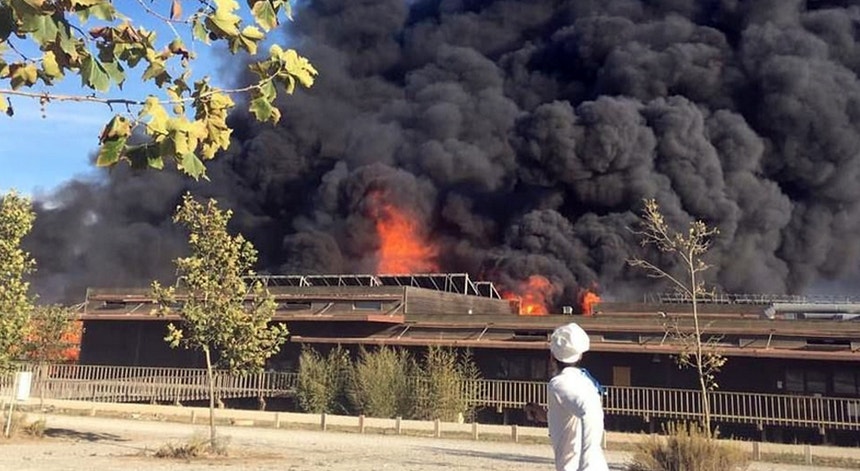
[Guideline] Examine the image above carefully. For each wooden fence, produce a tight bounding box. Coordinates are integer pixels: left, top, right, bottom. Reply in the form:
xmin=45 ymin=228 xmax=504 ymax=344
xmin=3 ymin=364 xmax=859 ymax=431
xmin=0 ymin=364 xmax=297 ymax=404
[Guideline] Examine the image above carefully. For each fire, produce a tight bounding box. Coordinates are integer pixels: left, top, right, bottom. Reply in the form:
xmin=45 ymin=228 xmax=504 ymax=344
xmin=501 ymin=275 xmax=558 ymax=316
xmin=580 ymin=288 xmax=601 ymax=316
xmin=62 ymin=321 xmax=83 ymax=362
xmin=369 ymin=191 xmax=439 ymax=274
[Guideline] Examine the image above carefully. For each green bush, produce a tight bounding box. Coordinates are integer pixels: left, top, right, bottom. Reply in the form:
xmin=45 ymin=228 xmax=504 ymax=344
xmin=411 ymin=346 xmax=479 ymax=422
xmin=295 ymin=345 xmax=352 ymax=414
xmin=349 ymin=346 xmax=413 ymax=418
xmin=627 ymin=422 xmax=749 ymax=471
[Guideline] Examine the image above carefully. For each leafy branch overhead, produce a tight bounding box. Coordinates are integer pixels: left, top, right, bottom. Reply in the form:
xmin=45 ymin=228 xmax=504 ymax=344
xmin=0 ymin=0 xmax=318 ymax=179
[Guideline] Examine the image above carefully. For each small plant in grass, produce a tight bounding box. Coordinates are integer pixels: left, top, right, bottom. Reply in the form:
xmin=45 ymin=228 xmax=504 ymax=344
xmin=627 ymin=422 xmax=749 ymax=471
xmin=154 ymin=434 xmax=230 ymax=459
xmin=1 ymin=412 xmax=46 ymax=439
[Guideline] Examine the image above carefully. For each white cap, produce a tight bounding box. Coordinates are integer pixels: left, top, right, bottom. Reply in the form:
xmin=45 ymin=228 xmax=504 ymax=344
xmin=550 ymin=322 xmax=590 ymax=363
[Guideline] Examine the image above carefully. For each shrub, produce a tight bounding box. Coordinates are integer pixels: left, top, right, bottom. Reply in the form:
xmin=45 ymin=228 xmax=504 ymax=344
xmin=1 ymin=412 xmax=45 ymax=439
xmin=627 ymin=422 xmax=749 ymax=471
xmin=154 ymin=434 xmax=229 ymax=458
xmin=411 ymin=346 xmax=480 ymax=422
xmin=296 ymin=345 xmax=352 ymax=414
xmin=349 ymin=346 xmax=413 ymax=418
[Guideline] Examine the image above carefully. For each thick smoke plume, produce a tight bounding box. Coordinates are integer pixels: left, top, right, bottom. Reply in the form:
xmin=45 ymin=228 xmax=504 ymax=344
xmin=26 ymin=0 xmax=860 ymax=308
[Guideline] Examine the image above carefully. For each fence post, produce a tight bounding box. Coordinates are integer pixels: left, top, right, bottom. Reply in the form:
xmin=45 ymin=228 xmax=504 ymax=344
xmin=511 ymin=424 xmax=519 ymax=443
xmin=321 ymin=412 xmax=327 ymax=431
xmin=191 ymin=410 xmax=196 ymax=424
xmin=752 ymin=442 xmax=760 ymax=461
xmin=359 ymin=414 xmax=365 ymax=434
xmin=274 ymin=412 xmax=281 ymax=429
xmin=804 ymin=444 xmax=812 ymax=465
xmin=434 ymin=419 xmax=441 ymax=438
xmin=472 ymin=422 xmax=479 ymax=440
xmin=395 ymin=416 xmax=402 ymax=435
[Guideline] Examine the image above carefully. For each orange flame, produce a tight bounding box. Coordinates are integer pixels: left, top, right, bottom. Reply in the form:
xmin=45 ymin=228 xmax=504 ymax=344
xmin=369 ymin=191 xmax=439 ymax=274
xmin=580 ymin=289 xmax=601 ymax=316
xmin=62 ymin=321 xmax=83 ymax=362
xmin=501 ymin=275 xmax=558 ymax=316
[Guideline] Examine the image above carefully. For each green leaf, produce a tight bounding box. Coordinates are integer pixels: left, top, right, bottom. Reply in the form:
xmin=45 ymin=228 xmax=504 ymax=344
xmin=127 ymin=143 xmax=164 ymax=170
xmin=177 ymin=153 xmax=207 ymax=180
xmin=259 ymin=79 xmax=276 ymax=100
xmin=249 ymin=95 xmax=280 ymax=123
xmin=84 ymin=2 xmax=116 ymax=21
xmin=41 ymin=50 xmax=62 ymax=81
xmin=9 ymin=63 xmax=38 ymax=89
xmin=140 ymin=96 xmax=170 ymax=136
xmin=191 ymin=15 xmax=209 ymax=44
xmin=252 ymin=0 xmax=278 ymax=32
xmin=80 ymin=55 xmax=111 ymax=92
xmin=95 ymin=136 xmax=126 ymax=167
xmin=207 ymin=0 xmax=241 ymax=37
xmin=101 ymin=60 xmax=125 ymax=87
xmin=0 ymin=6 xmax=13 ymax=41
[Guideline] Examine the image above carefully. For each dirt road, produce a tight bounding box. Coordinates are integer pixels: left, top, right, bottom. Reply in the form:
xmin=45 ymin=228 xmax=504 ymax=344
xmin=0 ymin=414 xmax=853 ymax=471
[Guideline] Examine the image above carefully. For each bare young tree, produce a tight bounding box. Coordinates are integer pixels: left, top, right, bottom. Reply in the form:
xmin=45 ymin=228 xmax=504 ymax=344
xmin=628 ymin=198 xmax=726 ymax=437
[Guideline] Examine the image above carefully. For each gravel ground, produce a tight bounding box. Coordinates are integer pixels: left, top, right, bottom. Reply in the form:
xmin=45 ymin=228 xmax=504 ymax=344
xmin=0 ymin=414 xmax=854 ymax=471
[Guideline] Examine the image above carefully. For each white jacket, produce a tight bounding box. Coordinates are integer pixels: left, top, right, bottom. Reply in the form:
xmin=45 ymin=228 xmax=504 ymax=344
xmin=547 ymin=366 xmax=609 ymax=471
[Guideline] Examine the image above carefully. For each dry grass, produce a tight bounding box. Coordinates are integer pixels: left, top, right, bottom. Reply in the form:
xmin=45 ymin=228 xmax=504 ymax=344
xmin=627 ymin=422 xmax=749 ymax=471
xmin=1 ymin=412 xmax=46 ymax=439
xmin=153 ymin=434 xmax=230 ymax=459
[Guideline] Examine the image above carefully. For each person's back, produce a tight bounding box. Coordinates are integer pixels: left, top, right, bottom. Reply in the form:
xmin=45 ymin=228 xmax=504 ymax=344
xmin=547 ymin=323 xmax=609 ymax=471
xmin=547 ymin=366 xmax=608 ymax=471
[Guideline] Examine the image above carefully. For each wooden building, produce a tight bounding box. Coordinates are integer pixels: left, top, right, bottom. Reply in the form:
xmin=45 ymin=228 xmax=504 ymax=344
xmin=77 ymin=273 xmax=860 ymax=441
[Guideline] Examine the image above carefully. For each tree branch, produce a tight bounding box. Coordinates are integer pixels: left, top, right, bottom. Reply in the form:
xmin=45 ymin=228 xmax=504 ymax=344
xmin=0 ymin=79 xmax=270 ymax=107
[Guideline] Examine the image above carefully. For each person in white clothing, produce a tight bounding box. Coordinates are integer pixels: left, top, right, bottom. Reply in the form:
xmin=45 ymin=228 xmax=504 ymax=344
xmin=547 ymin=322 xmax=609 ymax=471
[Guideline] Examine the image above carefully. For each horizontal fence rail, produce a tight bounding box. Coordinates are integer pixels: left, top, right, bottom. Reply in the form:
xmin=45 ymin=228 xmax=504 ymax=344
xmin=0 ymin=364 xmax=297 ymax=404
xmin=3 ymin=364 xmax=859 ymax=431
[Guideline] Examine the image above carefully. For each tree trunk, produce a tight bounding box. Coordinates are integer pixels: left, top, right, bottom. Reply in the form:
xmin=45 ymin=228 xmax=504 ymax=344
xmin=204 ymin=346 xmax=216 ymax=448
xmin=690 ymin=258 xmax=712 ymax=438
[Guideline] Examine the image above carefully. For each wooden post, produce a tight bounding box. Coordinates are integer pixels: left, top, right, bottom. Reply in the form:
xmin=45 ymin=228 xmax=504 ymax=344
xmin=472 ymin=422 xmax=479 ymax=440
xmin=434 ymin=419 xmax=441 ymax=438
xmin=274 ymin=412 xmax=281 ymax=429
xmin=395 ymin=416 xmax=402 ymax=435
xmin=359 ymin=414 xmax=365 ymax=434
xmin=511 ymin=424 xmax=519 ymax=443
xmin=321 ymin=412 xmax=327 ymax=431
xmin=191 ymin=410 xmax=196 ymax=424
xmin=804 ymin=444 xmax=812 ymax=465
xmin=752 ymin=442 xmax=761 ymax=461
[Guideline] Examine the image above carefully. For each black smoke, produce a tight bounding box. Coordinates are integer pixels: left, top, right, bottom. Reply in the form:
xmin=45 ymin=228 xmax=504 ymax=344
xmin=25 ymin=0 xmax=860 ymax=307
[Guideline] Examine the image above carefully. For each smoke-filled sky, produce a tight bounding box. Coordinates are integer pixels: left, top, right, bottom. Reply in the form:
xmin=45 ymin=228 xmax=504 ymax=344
xmin=23 ymin=0 xmax=860 ymax=307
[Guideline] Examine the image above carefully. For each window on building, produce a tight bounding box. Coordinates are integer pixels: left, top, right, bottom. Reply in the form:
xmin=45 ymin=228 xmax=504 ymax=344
xmin=530 ymin=358 xmax=548 ymax=380
xmin=785 ymin=369 xmax=805 ymax=393
xmin=353 ymin=301 xmax=383 ymax=310
xmin=280 ymin=301 xmax=312 ymax=311
xmin=785 ymin=369 xmax=832 ymax=395
xmin=833 ymin=370 xmax=859 ymax=396
xmin=806 ymin=370 xmax=827 ymax=395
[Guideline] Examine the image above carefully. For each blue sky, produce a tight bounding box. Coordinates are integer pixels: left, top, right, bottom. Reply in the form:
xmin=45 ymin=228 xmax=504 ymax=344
xmin=0 ymin=94 xmax=106 ymax=195
xmin=0 ymin=4 xmax=252 ymax=196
